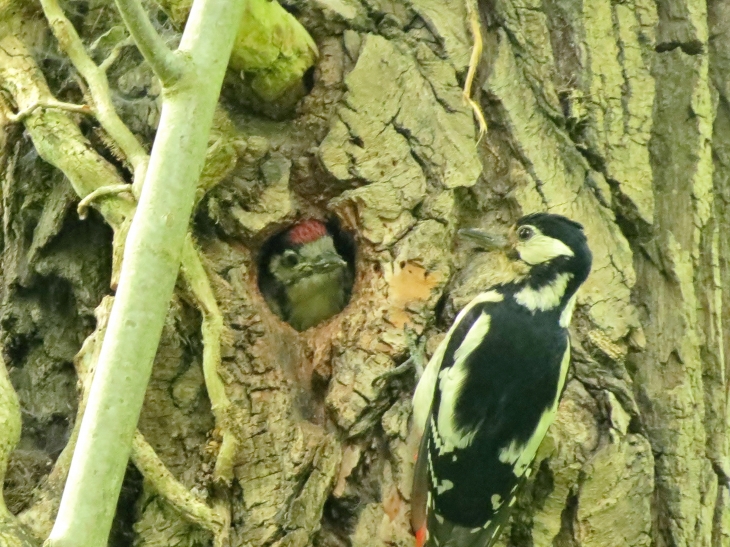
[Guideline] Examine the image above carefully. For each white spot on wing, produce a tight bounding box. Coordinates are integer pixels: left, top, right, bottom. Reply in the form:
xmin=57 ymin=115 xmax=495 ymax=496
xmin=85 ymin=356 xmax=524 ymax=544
xmin=491 ymin=494 xmax=502 ymax=510
xmin=517 ymin=229 xmax=574 ymax=265
xmin=435 ymin=513 xmax=444 ymax=524
xmin=436 ymin=479 xmax=454 ymax=495
xmin=560 ymin=293 xmax=578 ymax=327
xmin=413 ymin=341 xmax=447 ymax=434
xmin=453 ymin=310 xmax=492 ymax=364
xmin=498 ymin=345 xmax=571 ymax=475
xmin=436 ymin=312 xmax=492 ymax=453
xmin=514 ymin=273 xmax=573 ymax=313
xmin=412 ymin=291 xmax=503 ymax=433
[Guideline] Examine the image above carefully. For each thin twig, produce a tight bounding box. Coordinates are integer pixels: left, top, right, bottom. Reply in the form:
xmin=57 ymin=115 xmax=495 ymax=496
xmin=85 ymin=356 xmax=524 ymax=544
xmin=40 ymin=0 xmax=149 ymax=178
xmin=8 ymin=100 xmax=92 ymax=123
xmin=464 ymin=0 xmax=487 ymax=143
xmin=77 ymin=184 xmax=132 ymax=219
xmin=113 ymin=0 xmax=185 ymax=86
xmin=180 ymin=237 xmax=238 ymax=486
xmin=131 ymin=432 xmax=224 ymax=532
xmin=99 ymin=36 xmax=135 ymax=72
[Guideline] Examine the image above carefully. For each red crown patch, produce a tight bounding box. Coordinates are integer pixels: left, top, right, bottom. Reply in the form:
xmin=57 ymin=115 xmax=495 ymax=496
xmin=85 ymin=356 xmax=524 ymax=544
xmin=287 ymin=220 xmax=328 ymax=245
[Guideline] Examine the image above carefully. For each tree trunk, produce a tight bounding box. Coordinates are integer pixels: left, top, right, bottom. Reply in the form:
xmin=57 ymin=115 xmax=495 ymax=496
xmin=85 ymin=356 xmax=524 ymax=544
xmin=1 ymin=0 xmax=728 ymax=546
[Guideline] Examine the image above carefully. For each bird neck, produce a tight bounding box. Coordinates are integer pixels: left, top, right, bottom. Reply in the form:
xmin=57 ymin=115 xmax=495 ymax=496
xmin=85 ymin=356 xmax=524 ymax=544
xmin=286 ymin=270 xmax=346 ymax=331
xmin=509 ymin=264 xmax=581 ymax=324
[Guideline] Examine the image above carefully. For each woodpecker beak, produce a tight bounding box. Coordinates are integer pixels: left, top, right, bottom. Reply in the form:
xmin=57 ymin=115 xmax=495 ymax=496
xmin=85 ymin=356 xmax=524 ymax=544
xmin=313 ymin=252 xmax=348 ymax=273
xmin=458 ymin=228 xmax=510 ymax=251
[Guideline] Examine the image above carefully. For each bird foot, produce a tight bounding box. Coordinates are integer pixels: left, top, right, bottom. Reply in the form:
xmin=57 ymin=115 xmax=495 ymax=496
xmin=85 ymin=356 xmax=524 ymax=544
xmin=371 ymin=327 xmax=427 ymax=390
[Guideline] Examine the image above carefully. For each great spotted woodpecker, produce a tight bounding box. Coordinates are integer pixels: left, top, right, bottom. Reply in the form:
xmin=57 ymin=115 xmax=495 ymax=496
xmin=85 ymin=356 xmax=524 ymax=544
xmin=411 ymin=213 xmax=592 ymax=547
xmin=260 ymin=219 xmax=352 ymax=331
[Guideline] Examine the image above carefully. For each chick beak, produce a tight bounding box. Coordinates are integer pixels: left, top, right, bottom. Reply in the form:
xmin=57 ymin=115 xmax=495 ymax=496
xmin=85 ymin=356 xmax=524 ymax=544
xmin=458 ymin=228 xmax=510 ymax=251
xmin=314 ymin=252 xmax=348 ymax=273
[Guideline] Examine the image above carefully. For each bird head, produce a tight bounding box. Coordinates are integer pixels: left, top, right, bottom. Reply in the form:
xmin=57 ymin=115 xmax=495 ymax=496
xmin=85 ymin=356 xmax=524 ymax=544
xmin=460 ymin=213 xmax=592 ymax=287
xmin=268 ymin=220 xmax=348 ymax=286
xmin=262 ymin=219 xmax=351 ymax=331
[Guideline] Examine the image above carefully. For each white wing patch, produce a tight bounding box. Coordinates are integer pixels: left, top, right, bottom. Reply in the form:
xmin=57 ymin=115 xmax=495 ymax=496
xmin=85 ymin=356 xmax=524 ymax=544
xmin=413 ymin=338 xmax=448 ymax=434
xmin=560 ymin=293 xmax=578 ymax=327
xmin=412 ymin=291 xmax=503 ymax=434
xmin=498 ymin=344 xmax=571 ymax=476
xmin=516 ymin=231 xmax=574 ymax=265
xmin=453 ymin=311 xmax=492 ymax=364
xmin=436 ymin=479 xmax=454 ymax=495
xmin=435 ymin=311 xmax=492 ymax=454
xmin=514 ymin=272 xmax=573 ymax=313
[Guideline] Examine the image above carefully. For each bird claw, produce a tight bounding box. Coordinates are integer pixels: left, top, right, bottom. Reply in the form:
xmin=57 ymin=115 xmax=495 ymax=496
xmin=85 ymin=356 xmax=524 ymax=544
xmin=371 ymin=357 xmax=416 ymax=390
xmin=371 ymin=327 xmax=427 ymax=390
xmin=404 ymin=326 xmax=427 ymax=378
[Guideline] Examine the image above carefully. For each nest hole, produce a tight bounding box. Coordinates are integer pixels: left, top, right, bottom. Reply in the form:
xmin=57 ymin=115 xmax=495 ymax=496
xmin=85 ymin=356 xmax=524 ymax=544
xmin=257 ymin=217 xmax=356 ymax=331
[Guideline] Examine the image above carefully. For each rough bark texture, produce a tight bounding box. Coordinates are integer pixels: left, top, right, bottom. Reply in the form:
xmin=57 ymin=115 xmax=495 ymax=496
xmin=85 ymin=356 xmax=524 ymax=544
xmin=0 ymin=0 xmax=728 ymax=546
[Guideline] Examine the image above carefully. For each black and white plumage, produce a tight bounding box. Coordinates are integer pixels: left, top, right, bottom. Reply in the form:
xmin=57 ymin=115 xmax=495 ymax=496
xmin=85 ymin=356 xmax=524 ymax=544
xmin=411 ymin=213 xmax=592 ymax=547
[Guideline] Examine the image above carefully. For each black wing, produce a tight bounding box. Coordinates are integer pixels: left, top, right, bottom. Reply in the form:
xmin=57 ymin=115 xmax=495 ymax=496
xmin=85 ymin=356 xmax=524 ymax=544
xmin=419 ymin=296 xmax=568 ymax=544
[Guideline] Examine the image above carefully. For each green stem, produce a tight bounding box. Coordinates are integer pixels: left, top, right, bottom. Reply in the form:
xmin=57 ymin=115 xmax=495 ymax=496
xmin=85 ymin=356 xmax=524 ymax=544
xmin=180 ymin=237 xmax=237 ymax=483
xmin=44 ymin=1 xmax=246 ymax=545
xmin=40 ymin=0 xmax=150 ymax=179
xmin=113 ymin=0 xmax=185 ymax=86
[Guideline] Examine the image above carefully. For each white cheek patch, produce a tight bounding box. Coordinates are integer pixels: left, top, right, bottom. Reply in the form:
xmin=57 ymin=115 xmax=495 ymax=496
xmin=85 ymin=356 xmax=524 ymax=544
xmin=517 ymin=233 xmax=574 ymax=265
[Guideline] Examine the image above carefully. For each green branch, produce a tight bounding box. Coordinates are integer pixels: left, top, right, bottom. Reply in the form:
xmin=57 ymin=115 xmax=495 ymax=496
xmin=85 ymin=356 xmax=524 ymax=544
xmin=40 ymin=0 xmax=245 ymax=544
xmin=180 ymin=238 xmax=237 ymax=484
xmin=113 ymin=0 xmax=185 ymax=86
xmin=0 ymin=33 xmax=242 ymax=545
xmin=157 ymin=0 xmax=318 ymax=100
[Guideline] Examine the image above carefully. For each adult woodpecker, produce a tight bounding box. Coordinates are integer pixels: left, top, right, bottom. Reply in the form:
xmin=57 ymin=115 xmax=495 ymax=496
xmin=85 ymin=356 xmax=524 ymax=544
xmin=260 ymin=219 xmax=352 ymax=331
xmin=410 ymin=213 xmax=592 ymax=547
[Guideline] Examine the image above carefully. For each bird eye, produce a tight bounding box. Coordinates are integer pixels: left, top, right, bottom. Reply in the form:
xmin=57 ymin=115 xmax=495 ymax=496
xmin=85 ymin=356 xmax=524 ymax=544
xmin=517 ymin=226 xmax=534 ymax=241
xmin=281 ymin=251 xmax=299 ymax=268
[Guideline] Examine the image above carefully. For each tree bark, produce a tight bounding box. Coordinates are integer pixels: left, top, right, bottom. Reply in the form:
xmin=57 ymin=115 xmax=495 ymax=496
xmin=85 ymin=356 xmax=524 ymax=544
xmin=1 ymin=0 xmax=729 ymax=546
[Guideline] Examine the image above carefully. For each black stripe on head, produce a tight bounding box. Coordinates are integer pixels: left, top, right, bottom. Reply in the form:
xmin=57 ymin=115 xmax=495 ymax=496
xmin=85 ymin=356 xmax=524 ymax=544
xmin=517 ymin=214 xmax=586 ymax=245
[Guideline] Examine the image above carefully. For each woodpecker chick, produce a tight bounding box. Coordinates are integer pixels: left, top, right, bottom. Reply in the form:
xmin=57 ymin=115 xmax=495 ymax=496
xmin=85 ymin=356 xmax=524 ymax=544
xmin=411 ymin=213 xmax=592 ymax=547
xmin=261 ymin=220 xmax=351 ymax=331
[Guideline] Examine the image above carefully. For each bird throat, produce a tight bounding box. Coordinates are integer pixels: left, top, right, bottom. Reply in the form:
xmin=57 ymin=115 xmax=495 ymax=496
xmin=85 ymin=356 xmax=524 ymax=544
xmin=513 ymin=271 xmax=574 ymax=314
xmin=286 ymin=271 xmax=346 ymax=331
